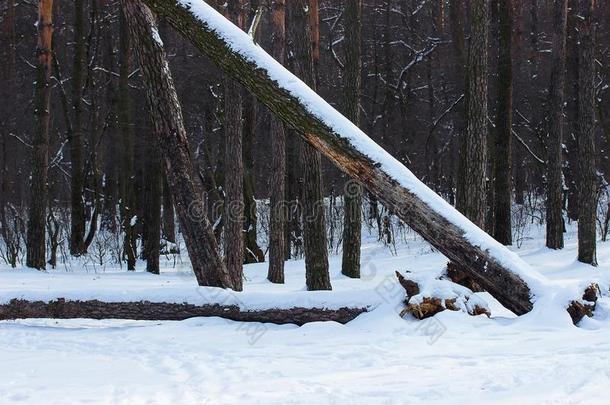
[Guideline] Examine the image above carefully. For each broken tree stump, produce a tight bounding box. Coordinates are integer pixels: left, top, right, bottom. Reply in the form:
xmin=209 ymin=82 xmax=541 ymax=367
xmin=0 ymin=298 xmax=368 ymax=326
xmin=396 ymin=271 xmax=491 ymax=320
xmin=567 ymin=283 xmax=601 ymax=324
xmin=137 ymin=0 xmax=545 ymax=315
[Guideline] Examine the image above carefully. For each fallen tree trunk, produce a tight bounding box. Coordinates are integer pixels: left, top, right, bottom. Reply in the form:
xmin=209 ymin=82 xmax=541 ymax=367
xmin=0 ymin=298 xmax=367 ymax=326
xmin=137 ymin=0 xmax=546 ymax=315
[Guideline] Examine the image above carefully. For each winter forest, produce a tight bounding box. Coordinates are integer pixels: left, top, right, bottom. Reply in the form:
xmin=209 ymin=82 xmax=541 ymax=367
xmin=1 ymin=0 xmax=610 ymax=403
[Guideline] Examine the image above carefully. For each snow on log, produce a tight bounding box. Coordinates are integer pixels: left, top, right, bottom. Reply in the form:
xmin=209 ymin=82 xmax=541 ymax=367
xmin=395 ymin=271 xmax=491 ymax=319
xmin=566 ymin=284 xmax=600 ymax=324
xmin=0 ymin=298 xmax=367 ymax=326
xmin=137 ymin=0 xmax=548 ymax=315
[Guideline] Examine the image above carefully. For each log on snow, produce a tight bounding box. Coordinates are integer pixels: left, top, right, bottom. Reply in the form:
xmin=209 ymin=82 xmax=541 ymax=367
xmin=0 ymin=298 xmax=367 ymax=326
xmin=138 ymin=0 xmax=544 ymax=315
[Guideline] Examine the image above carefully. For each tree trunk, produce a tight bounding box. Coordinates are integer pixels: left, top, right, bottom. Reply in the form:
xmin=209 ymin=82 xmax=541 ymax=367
xmin=493 ymin=0 xmax=513 ymax=245
xmin=456 ymin=0 xmax=489 ymax=228
xmin=161 ymin=174 xmax=177 ymax=244
xmin=545 ymin=0 xmax=568 ymax=250
xmin=221 ymin=0 xmax=246 ymax=291
xmin=267 ymin=0 xmax=287 ymax=284
xmin=26 ymin=0 xmax=54 ymax=270
xmin=122 ymin=0 xmax=234 ymax=289
xmin=0 ymin=298 xmax=367 ymax=326
xmin=118 ymin=8 xmax=137 ymax=270
xmin=341 ymin=0 xmax=363 ymax=279
xmin=575 ymin=0 xmax=597 ymax=265
xmin=143 ymin=130 xmax=162 ymax=274
xmin=69 ymin=0 xmax=87 ymax=256
xmin=138 ymin=0 xmax=541 ymax=314
xmin=287 ymin=0 xmax=331 ymax=291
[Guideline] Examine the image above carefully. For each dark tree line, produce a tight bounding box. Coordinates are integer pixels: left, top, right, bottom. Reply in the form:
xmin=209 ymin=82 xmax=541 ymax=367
xmin=0 ymin=0 xmax=608 ymax=284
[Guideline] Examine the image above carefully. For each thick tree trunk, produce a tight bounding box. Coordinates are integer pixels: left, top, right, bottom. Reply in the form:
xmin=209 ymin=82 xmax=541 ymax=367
xmin=456 ymin=0 xmax=489 ymax=228
xmin=122 ymin=0 xmax=234 ymax=288
xmin=118 ymin=9 xmax=137 ymax=270
xmin=493 ymin=0 xmax=513 ymax=245
xmin=267 ymin=0 xmax=287 ymax=284
xmin=26 ymin=0 xmax=54 ymax=270
xmin=287 ymin=0 xmax=331 ymax=291
xmin=161 ymin=174 xmax=177 ymax=244
xmin=0 ymin=298 xmax=367 ymax=326
xmin=545 ymin=0 xmax=568 ymax=250
xmin=69 ymin=0 xmax=87 ymax=256
xmin=575 ymin=0 xmax=597 ymax=265
xmin=222 ymin=0 xmax=245 ymax=291
xmin=341 ymin=0 xmax=363 ymax=279
xmin=138 ymin=0 xmax=540 ymax=314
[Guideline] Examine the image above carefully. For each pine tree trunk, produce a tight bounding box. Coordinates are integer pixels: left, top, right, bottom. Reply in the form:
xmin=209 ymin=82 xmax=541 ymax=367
xmin=137 ymin=0 xmax=539 ymax=314
xmin=267 ymin=0 xmax=287 ymax=283
xmin=287 ymin=0 xmax=331 ymax=291
xmin=118 ymin=8 xmax=137 ymax=270
xmin=26 ymin=0 xmax=54 ymax=270
xmin=493 ymin=0 xmax=513 ymax=245
xmin=341 ymin=0 xmax=363 ymax=279
xmin=457 ymin=0 xmax=489 ymax=227
xmin=122 ymin=0 xmax=234 ymax=289
xmin=143 ymin=131 xmax=162 ymax=274
xmin=575 ymin=0 xmax=597 ymax=265
xmin=69 ymin=0 xmax=86 ymax=256
xmin=161 ymin=174 xmax=176 ymax=244
xmin=220 ymin=0 xmax=246 ymax=291
xmin=545 ymin=0 xmax=568 ymax=250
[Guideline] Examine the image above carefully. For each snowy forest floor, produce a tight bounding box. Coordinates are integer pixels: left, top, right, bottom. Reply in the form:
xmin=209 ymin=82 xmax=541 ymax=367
xmin=2 ymin=223 xmax=610 ymax=404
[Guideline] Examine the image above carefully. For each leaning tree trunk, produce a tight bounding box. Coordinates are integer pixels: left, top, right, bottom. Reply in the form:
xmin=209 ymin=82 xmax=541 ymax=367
xmin=267 ymin=0 xmax=287 ymax=284
xmin=545 ymin=0 xmax=568 ymax=250
xmin=287 ymin=0 xmax=331 ymax=291
xmin=456 ymin=0 xmax=488 ymax=228
xmin=575 ymin=0 xmax=597 ymax=265
xmin=26 ymin=0 xmax=54 ymax=270
xmin=341 ymin=0 xmax=363 ymax=279
xmin=492 ymin=0 xmax=513 ymax=245
xmin=122 ymin=0 xmax=234 ymax=289
xmin=137 ymin=0 xmax=546 ymax=314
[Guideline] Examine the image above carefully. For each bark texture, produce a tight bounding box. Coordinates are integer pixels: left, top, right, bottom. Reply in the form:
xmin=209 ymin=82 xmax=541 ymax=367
xmin=267 ymin=0 xmax=287 ymax=284
xmin=575 ymin=0 xmax=597 ymax=265
xmin=222 ymin=0 xmax=245 ymax=291
xmin=341 ymin=0 xmax=363 ymax=279
xmin=493 ymin=0 xmax=513 ymax=245
xmin=287 ymin=0 xmax=331 ymax=291
xmin=122 ymin=0 xmax=234 ymax=288
xmin=545 ymin=0 xmax=568 ymax=250
xmin=0 ymin=298 xmax=367 ymax=326
xmin=456 ymin=0 xmax=489 ymax=227
xmin=26 ymin=0 xmax=54 ymax=270
xmin=138 ymin=0 xmax=536 ymax=314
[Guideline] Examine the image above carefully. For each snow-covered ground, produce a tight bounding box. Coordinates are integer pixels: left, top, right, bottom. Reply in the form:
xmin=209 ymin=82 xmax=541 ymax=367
xmin=2 ymin=224 xmax=610 ymax=404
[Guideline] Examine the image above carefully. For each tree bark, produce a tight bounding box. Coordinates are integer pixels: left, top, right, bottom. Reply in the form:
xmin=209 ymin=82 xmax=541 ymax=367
xmin=456 ymin=0 xmax=489 ymax=228
xmin=143 ymin=131 xmax=162 ymax=274
xmin=137 ymin=0 xmax=539 ymax=314
xmin=341 ymin=0 xmax=363 ymax=279
xmin=161 ymin=174 xmax=177 ymax=244
xmin=0 ymin=298 xmax=367 ymax=326
xmin=545 ymin=0 xmax=568 ymax=250
xmin=221 ymin=0 xmax=246 ymax=291
xmin=26 ymin=0 xmax=54 ymax=270
xmin=267 ymin=0 xmax=287 ymax=284
xmin=69 ymin=0 xmax=87 ymax=256
xmin=122 ymin=0 xmax=234 ymax=288
xmin=287 ymin=0 xmax=331 ymax=291
xmin=575 ymin=0 xmax=597 ymax=265
xmin=118 ymin=8 xmax=137 ymax=270
xmin=493 ymin=0 xmax=513 ymax=245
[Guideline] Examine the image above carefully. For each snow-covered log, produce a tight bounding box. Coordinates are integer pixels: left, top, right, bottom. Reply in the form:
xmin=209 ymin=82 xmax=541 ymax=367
xmin=135 ymin=0 xmax=549 ymax=315
xmin=0 ymin=298 xmax=367 ymax=326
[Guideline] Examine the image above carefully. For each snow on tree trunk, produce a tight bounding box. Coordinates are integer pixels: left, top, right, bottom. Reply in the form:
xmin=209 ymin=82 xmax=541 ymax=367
xmin=136 ymin=0 xmax=551 ymax=314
